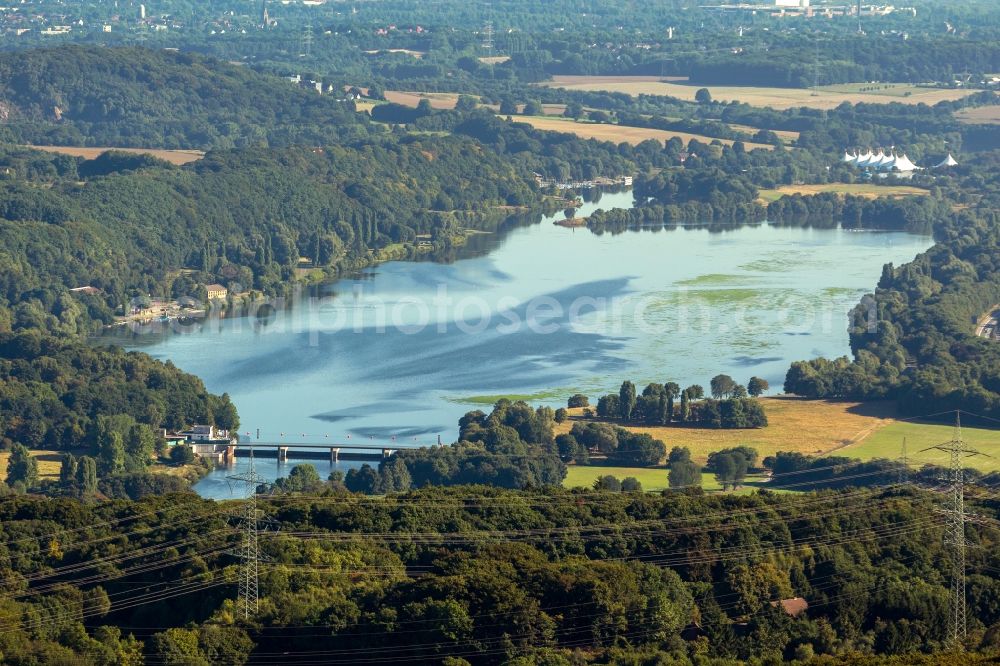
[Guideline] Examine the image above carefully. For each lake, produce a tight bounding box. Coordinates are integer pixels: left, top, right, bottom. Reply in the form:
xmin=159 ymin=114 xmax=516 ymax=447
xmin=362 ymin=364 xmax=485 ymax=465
xmin=107 ymin=190 xmax=933 ymax=498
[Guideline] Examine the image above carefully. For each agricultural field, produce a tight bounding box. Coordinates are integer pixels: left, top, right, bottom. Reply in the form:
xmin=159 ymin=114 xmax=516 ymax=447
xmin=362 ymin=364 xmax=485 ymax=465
xmin=540 ymin=76 xmax=979 ymax=110
xmin=558 ymin=396 xmax=1000 ymax=473
xmin=563 ymin=465 xmax=672 ymax=491
xmin=727 ymin=123 xmax=800 ymax=142
xmin=354 ymin=100 xmax=380 ymax=114
xmin=562 ymin=467 xmax=772 ymax=494
xmin=955 ymin=104 xmax=1000 ymax=125
xmin=0 ymin=449 xmax=66 ymax=481
xmin=556 ymin=397 xmax=897 ymax=464
xmin=384 ymin=90 xmax=461 ymax=109
xmin=837 ymin=420 xmax=1000 ymax=473
xmin=512 ymin=115 xmax=774 ymax=149
xmin=24 ymin=145 xmax=205 ymax=165
xmin=757 ymin=183 xmax=929 ymax=203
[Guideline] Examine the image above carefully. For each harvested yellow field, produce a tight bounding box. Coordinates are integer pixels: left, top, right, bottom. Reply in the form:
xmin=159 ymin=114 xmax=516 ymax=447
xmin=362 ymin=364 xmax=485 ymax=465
xmin=955 ymin=104 xmax=1000 ymax=125
xmin=513 ymin=115 xmax=774 ymax=149
xmin=25 ymin=145 xmax=204 ymax=165
xmin=546 ymin=75 xmax=687 ymax=87
xmin=757 ymin=183 xmax=929 ymax=203
xmin=727 ymin=123 xmax=800 ymax=142
xmin=541 ymin=76 xmax=979 ymax=111
xmin=0 ymin=449 xmax=66 ymax=481
xmin=384 ymin=91 xmax=461 ymax=110
xmin=555 ymin=397 xmax=898 ymax=464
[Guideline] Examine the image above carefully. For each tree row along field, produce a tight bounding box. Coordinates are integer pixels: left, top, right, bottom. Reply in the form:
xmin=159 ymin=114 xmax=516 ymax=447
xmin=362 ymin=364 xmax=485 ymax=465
xmin=554 ymin=397 xmax=1000 ymax=473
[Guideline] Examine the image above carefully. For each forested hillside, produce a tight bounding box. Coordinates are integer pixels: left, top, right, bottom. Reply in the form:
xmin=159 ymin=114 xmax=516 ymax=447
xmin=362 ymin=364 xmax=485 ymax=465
xmin=0 ymin=485 xmax=998 ymax=663
xmin=0 ymin=138 xmax=539 ymax=329
xmin=0 ymin=46 xmax=370 ymax=149
xmin=0 ymin=329 xmax=235 ymax=454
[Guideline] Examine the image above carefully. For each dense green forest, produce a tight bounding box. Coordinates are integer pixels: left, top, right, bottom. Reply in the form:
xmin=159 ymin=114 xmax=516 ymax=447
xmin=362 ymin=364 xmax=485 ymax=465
xmin=0 ymin=483 xmax=999 ymax=664
xmin=0 ymin=46 xmax=371 ymax=150
xmin=0 ymin=328 xmax=235 ymax=455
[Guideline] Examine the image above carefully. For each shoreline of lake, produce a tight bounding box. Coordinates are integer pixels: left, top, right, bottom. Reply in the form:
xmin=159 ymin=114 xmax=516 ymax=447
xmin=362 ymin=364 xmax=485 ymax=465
xmin=99 ymin=189 xmax=934 ymax=498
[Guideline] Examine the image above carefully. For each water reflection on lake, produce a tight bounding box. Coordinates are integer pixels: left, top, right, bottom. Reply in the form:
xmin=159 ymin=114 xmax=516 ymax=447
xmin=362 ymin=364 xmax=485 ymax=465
xmin=105 ymin=190 xmax=933 ymax=496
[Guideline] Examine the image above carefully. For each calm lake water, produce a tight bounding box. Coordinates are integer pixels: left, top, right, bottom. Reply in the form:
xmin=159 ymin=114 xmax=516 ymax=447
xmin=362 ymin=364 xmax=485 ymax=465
xmin=107 ymin=191 xmax=933 ymax=498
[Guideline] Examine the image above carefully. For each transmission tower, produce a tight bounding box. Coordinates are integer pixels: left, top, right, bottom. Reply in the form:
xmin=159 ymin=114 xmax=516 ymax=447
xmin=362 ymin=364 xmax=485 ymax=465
xmin=921 ymin=412 xmax=985 ymax=650
xmin=301 ymin=23 xmax=313 ymax=57
xmin=482 ymin=21 xmax=494 ymax=55
xmin=227 ymin=442 xmax=266 ymax=620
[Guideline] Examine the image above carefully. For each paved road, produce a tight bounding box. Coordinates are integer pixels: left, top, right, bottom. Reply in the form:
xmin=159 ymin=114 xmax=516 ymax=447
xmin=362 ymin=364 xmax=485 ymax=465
xmin=976 ymin=306 xmax=1000 ymax=339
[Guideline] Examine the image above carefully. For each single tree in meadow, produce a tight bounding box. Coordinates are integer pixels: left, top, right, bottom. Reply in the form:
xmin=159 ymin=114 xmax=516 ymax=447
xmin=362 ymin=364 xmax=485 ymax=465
xmin=668 ymin=447 xmax=702 ymax=489
xmin=748 ymin=377 xmax=770 ymax=397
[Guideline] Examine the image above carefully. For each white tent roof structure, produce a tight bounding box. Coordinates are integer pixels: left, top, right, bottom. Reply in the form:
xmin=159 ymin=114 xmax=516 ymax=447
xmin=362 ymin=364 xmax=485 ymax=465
xmin=935 ymin=153 xmax=958 ymax=168
xmin=856 ymin=150 xmax=879 ymax=168
xmin=893 ymin=154 xmax=918 ymax=172
xmin=841 ymin=148 xmax=922 ymax=172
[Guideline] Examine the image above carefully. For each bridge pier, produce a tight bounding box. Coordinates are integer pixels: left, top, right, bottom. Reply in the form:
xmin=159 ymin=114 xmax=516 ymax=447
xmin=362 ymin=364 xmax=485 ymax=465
xmin=330 ymin=447 xmax=340 ymax=463
xmin=278 ymin=446 xmax=289 ymax=462
xmin=225 ymin=444 xmax=236 ymax=462
xmin=382 ymin=448 xmax=397 ymax=459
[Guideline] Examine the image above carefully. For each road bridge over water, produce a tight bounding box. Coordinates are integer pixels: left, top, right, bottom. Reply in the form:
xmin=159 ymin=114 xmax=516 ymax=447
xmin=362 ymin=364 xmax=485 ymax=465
xmin=224 ymin=441 xmax=425 ymax=463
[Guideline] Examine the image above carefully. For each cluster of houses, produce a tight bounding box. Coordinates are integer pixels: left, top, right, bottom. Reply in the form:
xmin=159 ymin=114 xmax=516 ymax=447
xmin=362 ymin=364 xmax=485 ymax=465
xmin=533 ymin=173 xmax=634 ymax=190
xmin=841 ymin=149 xmax=958 ymax=174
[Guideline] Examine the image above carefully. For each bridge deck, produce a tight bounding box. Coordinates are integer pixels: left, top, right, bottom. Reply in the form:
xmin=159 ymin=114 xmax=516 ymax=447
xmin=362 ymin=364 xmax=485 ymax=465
xmin=236 ymin=442 xmax=421 ymax=451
